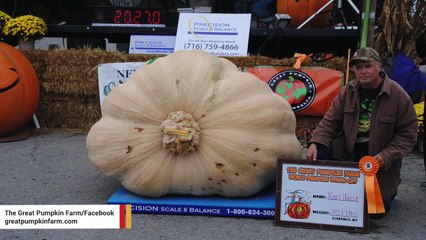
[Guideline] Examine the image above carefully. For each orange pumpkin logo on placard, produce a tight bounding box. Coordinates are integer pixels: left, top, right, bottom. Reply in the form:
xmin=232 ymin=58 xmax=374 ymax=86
xmin=284 ymin=189 xmax=312 ymax=219
xmin=287 ymin=201 xmax=311 ymax=219
xmin=268 ymin=70 xmax=316 ymax=112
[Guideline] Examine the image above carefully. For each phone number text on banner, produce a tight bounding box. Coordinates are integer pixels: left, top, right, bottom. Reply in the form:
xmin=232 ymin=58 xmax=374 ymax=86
xmin=174 ymin=13 xmax=251 ymax=57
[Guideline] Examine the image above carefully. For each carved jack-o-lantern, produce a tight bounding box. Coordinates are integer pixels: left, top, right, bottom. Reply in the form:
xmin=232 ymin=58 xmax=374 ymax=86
xmin=0 ymin=42 xmax=40 ymax=136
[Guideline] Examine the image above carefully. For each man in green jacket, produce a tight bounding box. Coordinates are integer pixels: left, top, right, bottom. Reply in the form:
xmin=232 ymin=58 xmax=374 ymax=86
xmin=307 ymin=47 xmax=418 ymax=216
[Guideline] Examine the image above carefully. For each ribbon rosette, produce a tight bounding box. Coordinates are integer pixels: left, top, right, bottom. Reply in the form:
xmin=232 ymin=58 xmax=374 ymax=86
xmin=359 ymin=156 xmax=385 ymax=214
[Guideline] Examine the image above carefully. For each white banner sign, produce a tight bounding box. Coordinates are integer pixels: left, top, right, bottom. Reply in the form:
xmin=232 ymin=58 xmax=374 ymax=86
xmin=0 ymin=205 xmax=131 ymax=229
xmin=97 ymin=62 xmax=144 ymax=110
xmin=129 ymin=35 xmax=176 ymax=54
xmin=174 ymin=13 xmax=251 ymax=57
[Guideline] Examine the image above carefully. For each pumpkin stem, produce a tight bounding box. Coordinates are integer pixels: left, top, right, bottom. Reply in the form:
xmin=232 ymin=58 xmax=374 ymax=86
xmin=160 ymin=111 xmax=201 ymax=154
xmin=163 ymin=127 xmax=194 ymax=140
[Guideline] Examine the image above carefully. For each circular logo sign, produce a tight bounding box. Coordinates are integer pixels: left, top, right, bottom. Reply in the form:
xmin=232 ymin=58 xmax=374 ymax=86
xmin=268 ymin=70 xmax=316 ymax=112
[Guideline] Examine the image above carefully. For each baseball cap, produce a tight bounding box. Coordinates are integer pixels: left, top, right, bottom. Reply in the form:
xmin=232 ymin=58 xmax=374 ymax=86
xmin=349 ymin=47 xmax=382 ymax=66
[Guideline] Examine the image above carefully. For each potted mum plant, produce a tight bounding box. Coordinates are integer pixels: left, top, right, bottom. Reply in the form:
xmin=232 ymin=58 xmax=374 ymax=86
xmin=414 ymin=101 xmax=424 ymax=151
xmin=2 ymin=15 xmax=47 ymax=50
xmin=0 ymin=11 xmax=11 ymax=43
xmin=0 ymin=11 xmax=11 ymax=29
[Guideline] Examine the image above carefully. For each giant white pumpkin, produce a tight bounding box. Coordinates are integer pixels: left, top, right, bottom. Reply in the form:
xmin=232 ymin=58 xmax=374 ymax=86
xmin=87 ymin=50 xmax=301 ymax=197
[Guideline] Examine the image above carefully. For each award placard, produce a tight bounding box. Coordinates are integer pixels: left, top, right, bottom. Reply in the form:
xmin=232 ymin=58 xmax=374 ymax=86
xmin=275 ymin=159 xmax=368 ymax=233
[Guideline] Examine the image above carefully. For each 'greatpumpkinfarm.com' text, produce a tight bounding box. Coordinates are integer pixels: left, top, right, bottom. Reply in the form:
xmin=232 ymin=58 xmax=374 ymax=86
xmin=0 ymin=205 xmax=124 ymax=229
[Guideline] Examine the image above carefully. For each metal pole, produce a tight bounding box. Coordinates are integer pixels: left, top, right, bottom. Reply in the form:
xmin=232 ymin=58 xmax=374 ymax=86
xmin=297 ymin=0 xmax=334 ymax=29
xmin=346 ymin=0 xmax=360 ymax=14
xmin=360 ymin=0 xmax=372 ymax=47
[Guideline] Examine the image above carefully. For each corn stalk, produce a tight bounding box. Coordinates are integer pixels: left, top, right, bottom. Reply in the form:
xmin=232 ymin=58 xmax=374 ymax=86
xmin=374 ymin=0 xmax=426 ymax=65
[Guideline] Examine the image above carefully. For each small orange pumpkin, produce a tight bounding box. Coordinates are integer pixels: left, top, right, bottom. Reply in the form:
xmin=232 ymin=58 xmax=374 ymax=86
xmin=287 ymin=201 xmax=311 ymax=219
xmin=0 ymin=42 xmax=40 ymax=136
xmin=277 ymin=0 xmax=333 ymax=28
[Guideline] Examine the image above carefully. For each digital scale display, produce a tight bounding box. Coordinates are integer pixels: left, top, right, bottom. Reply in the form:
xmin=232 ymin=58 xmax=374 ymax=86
xmin=91 ymin=6 xmax=167 ymax=27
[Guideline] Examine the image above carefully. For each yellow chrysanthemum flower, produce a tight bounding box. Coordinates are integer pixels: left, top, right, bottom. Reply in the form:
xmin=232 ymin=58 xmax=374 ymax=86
xmin=2 ymin=15 xmax=47 ymax=41
xmin=0 ymin=11 xmax=11 ymax=29
xmin=414 ymin=101 xmax=424 ymax=134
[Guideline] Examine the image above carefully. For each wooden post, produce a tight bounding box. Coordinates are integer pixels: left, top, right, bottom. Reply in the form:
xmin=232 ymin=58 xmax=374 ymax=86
xmin=346 ymin=49 xmax=351 ymax=85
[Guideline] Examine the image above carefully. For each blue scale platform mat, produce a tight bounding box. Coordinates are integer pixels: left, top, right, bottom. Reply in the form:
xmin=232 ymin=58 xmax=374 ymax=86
xmin=108 ymin=185 xmax=276 ymax=219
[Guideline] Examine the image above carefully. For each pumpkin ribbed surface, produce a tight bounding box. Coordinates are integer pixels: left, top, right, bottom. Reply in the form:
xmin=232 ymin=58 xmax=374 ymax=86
xmin=0 ymin=42 xmax=40 ymax=136
xmin=87 ymin=50 xmax=301 ymax=197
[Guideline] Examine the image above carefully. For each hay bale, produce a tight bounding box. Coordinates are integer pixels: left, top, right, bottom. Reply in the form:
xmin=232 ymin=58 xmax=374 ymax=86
xmin=25 ymin=49 xmax=350 ymax=96
xmin=37 ymin=93 xmax=101 ymax=131
xmin=25 ymin=49 xmax=166 ymax=95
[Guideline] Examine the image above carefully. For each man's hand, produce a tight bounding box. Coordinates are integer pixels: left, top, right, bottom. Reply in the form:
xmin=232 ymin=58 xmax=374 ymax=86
xmin=306 ymin=143 xmax=318 ymax=160
xmin=374 ymin=154 xmax=385 ymax=167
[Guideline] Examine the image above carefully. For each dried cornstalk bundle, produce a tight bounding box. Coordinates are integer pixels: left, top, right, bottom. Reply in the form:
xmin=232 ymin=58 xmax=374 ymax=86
xmin=374 ymin=0 xmax=426 ymax=64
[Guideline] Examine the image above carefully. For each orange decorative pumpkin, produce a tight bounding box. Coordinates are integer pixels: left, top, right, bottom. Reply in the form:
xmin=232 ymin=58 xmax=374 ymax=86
xmin=277 ymin=0 xmax=333 ymax=28
xmin=0 ymin=42 xmax=40 ymax=136
xmin=287 ymin=201 xmax=311 ymax=219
